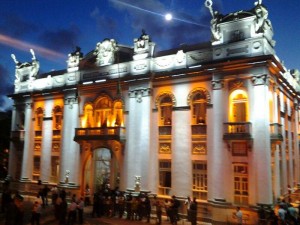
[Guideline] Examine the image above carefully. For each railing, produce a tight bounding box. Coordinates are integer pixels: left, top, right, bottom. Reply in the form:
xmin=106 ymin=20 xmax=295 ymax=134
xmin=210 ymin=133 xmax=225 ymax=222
xmin=74 ymin=127 xmax=126 ymax=141
xmin=158 ymin=187 xmax=171 ymax=196
xmin=223 ymin=122 xmax=252 ymax=140
xmin=191 ymin=124 xmax=207 ymax=135
xmin=270 ymin=123 xmax=283 ymax=141
xmin=10 ymin=130 xmax=25 ymax=141
xmin=159 ymin=126 xmax=172 ymax=135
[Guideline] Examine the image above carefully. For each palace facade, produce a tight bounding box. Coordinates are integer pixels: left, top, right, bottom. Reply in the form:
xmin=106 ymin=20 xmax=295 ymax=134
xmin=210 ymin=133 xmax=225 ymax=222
xmin=7 ymin=1 xmax=300 ymax=224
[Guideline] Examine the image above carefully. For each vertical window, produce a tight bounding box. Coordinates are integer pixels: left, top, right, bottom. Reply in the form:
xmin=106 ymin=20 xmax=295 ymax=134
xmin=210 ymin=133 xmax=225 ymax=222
xmin=234 ymin=164 xmax=248 ymax=205
xmin=95 ymin=97 xmax=112 ymax=127
xmin=229 ymin=90 xmax=248 ymax=122
xmin=36 ymin=107 xmax=44 ymax=130
xmin=33 ymin=156 xmax=40 ymax=181
xmin=113 ymin=101 xmax=123 ymax=127
xmin=160 ymin=96 xmax=173 ymax=126
xmin=158 ymin=160 xmax=171 ymax=195
xmin=51 ymin=156 xmax=59 ymax=183
xmin=53 ymin=106 xmax=62 ymax=130
xmin=192 ymin=92 xmax=207 ymax=124
xmin=192 ymin=161 xmax=207 ymax=200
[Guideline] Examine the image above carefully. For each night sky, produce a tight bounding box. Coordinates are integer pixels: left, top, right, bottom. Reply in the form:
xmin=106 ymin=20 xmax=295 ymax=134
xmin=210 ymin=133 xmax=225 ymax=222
xmin=0 ymin=0 xmax=299 ymax=111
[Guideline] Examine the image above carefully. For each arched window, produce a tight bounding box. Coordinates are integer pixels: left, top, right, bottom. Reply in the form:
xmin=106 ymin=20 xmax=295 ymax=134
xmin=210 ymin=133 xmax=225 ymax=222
xmin=192 ymin=91 xmax=207 ymax=124
xmin=229 ymin=90 xmax=249 ymax=122
xmin=83 ymin=104 xmax=94 ymax=128
xmin=95 ymin=96 xmax=112 ymax=127
xmin=160 ymin=95 xmax=173 ymax=126
xmin=113 ymin=101 xmax=123 ymax=127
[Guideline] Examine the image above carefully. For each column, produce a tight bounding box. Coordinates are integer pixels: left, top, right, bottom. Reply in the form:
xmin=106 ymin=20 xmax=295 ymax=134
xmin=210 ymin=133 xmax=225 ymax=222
xmin=207 ymin=79 xmax=230 ymax=203
xmin=20 ymin=100 xmax=34 ymax=182
xmin=172 ymin=107 xmax=192 ymax=196
xmin=272 ymin=89 xmax=281 ymax=199
xmin=280 ymin=116 xmax=288 ymax=194
xmin=293 ymin=101 xmax=300 ymax=186
xmin=251 ymin=75 xmax=272 ymax=204
xmin=125 ymin=84 xmax=152 ymax=190
xmin=287 ymin=118 xmax=294 ymax=188
xmin=8 ymin=105 xmax=18 ymax=179
xmin=40 ymin=100 xmax=54 ymax=183
xmin=59 ymin=91 xmax=80 ymax=187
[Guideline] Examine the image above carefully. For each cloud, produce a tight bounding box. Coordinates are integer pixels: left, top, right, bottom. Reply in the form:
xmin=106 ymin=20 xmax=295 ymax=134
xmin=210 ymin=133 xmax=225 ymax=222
xmin=0 ymin=65 xmax=13 ymax=112
xmin=108 ymin=0 xmax=212 ymax=50
xmin=39 ymin=26 xmax=81 ymax=52
xmin=0 ymin=13 xmax=38 ymax=37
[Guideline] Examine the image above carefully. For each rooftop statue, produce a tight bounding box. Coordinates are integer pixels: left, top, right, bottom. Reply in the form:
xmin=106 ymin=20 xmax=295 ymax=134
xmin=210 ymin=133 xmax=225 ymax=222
xmin=67 ymin=46 xmax=83 ymax=71
xmin=94 ymin=38 xmax=118 ymax=66
xmin=11 ymin=49 xmax=40 ymax=82
xmin=253 ymin=0 xmax=273 ymax=33
xmin=205 ymin=0 xmax=222 ymax=41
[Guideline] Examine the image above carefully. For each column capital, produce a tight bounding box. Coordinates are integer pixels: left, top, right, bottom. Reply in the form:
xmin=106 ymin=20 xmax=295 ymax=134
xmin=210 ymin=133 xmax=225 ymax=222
xmin=64 ymin=96 xmax=78 ymax=109
xmin=211 ymin=79 xmax=224 ymax=90
xmin=128 ymin=87 xmax=152 ymax=103
xmin=251 ymin=74 xmax=269 ymax=86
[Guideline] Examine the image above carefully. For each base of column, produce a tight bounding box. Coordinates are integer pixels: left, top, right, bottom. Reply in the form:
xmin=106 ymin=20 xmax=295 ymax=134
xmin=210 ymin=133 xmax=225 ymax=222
xmin=20 ymin=177 xmax=32 ymax=182
xmin=208 ymin=198 xmax=231 ymax=206
xmin=58 ymin=181 xmax=79 ymax=189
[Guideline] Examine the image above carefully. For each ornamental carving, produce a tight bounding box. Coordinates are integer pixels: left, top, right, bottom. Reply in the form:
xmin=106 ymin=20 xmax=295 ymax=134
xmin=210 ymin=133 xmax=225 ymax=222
xmin=159 ymin=143 xmax=171 ymax=154
xmin=187 ymin=88 xmax=211 ymax=106
xmin=128 ymin=88 xmax=152 ymax=103
xmin=94 ymin=39 xmax=118 ymax=66
xmin=192 ymin=143 xmax=207 ymax=155
xmin=212 ymin=80 xmax=224 ymax=90
xmin=251 ymin=74 xmax=269 ymax=86
xmin=155 ymin=92 xmax=176 ymax=109
xmin=11 ymin=49 xmax=40 ymax=83
xmin=229 ymin=80 xmax=245 ymax=90
xmin=67 ymin=46 xmax=83 ymax=72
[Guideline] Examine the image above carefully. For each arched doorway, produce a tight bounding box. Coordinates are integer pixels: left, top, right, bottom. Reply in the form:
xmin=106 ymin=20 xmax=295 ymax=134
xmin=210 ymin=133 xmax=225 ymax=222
xmin=84 ymin=148 xmax=120 ymax=192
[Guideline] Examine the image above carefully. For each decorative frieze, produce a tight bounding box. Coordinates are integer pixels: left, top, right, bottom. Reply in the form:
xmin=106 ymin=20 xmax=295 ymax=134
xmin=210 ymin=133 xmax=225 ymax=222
xmin=159 ymin=142 xmax=171 ymax=154
xmin=192 ymin=142 xmax=207 ymax=155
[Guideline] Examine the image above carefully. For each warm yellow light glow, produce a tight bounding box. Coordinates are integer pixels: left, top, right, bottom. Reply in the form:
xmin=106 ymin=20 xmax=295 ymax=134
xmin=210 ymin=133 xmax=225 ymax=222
xmin=229 ymin=89 xmax=249 ymax=122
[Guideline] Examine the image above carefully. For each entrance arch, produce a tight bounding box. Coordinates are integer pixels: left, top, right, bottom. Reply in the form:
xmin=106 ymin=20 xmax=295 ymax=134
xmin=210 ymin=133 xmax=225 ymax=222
xmin=84 ymin=147 xmax=120 ymax=192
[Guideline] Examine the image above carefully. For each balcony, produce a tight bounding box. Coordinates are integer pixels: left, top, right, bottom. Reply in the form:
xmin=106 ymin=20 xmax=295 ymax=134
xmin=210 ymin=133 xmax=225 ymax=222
xmin=223 ymin=122 xmax=252 ymax=140
xmin=74 ymin=127 xmax=126 ymax=141
xmin=270 ymin=123 xmax=283 ymax=142
xmin=11 ymin=130 xmax=25 ymax=141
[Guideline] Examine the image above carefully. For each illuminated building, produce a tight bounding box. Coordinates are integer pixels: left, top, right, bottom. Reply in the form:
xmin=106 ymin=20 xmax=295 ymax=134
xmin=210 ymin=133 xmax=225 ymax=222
xmin=7 ymin=1 xmax=300 ymax=224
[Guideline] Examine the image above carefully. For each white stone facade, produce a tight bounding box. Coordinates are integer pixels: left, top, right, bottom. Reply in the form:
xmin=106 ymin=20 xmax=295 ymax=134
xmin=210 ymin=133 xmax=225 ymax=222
xmin=7 ymin=1 xmax=300 ymax=224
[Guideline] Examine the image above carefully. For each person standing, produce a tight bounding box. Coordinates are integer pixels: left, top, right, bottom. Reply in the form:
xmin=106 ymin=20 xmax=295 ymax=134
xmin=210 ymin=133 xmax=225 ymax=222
xmin=5 ymin=194 xmax=24 ymax=225
xmin=31 ymin=201 xmax=42 ymax=225
xmin=189 ymin=198 xmax=197 ymax=225
xmin=235 ymin=207 xmax=243 ymax=225
xmin=67 ymin=199 xmax=77 ymax=225
xmin=153 ymin=197 xmax=163 ymax=225
xmin=77 ymin=197 xmax=84 ymax=224
xmin=184 ymin=196 xmax=192 ymax=221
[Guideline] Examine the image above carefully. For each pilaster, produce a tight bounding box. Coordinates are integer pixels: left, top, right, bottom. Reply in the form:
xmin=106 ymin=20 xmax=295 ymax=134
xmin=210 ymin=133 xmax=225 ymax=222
xmin=125 ymin=85 xmax=152 ymax=191
xmin=20 ymin=100 xmax=34 ymax=182
xmin=59 ymin=90 xmax=80 ymax=187
xmin=250 ymin=74 xmax=272 ymax=204
xmin=40 ymin=100 xmax=54 ymax=183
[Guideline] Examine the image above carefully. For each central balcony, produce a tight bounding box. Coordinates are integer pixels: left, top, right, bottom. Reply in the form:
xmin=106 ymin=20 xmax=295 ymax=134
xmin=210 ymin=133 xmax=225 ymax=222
xmin=74 ymin=127 xmax=126 ymax=141
xmin=223 ymin=122 xmax=252 ymax=140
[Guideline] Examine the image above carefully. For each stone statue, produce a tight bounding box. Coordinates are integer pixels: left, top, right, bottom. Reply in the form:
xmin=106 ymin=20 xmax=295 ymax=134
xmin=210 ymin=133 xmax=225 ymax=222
xmin=94 ymin=39 xmax=118 ymax=66
xmin=135 ymin=175 xmax=141 ymax=192
xmin=67 ymin=46 xmax=83 ymax=71
xmin=11 ymin=49 xmax=40 ymax=82
xmin=253 ymin=0 xmax=272 ymax=33
xmin=205 ymin=0 xmax=222 ymax=41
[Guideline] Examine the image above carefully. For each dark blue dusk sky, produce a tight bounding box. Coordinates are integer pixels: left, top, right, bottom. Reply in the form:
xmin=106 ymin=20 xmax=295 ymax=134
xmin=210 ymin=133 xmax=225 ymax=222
xmin=0 ymin=0 xmax=299 ymax=111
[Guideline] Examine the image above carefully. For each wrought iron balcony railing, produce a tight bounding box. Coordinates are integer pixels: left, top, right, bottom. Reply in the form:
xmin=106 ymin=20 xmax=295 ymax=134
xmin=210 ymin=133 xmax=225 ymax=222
xmin=74 ymin=127 xmax=125 ymax=141
xmin=270 ymin=123 xmax=283 ymax=141
xmin=223 ymin=122 xmax=252 ymax=140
